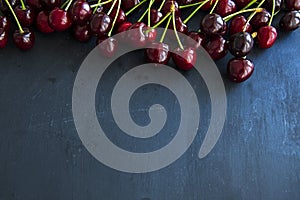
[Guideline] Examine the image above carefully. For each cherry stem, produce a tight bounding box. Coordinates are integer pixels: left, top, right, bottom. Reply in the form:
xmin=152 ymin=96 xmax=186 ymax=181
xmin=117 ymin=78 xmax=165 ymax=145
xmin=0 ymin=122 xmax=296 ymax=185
xmin=172 ymin=9 xmax=184 ymax=50
xmin=125 ymin=0 xmax=148 ymax=16
xmin=61 ymin=0 xmax=72 ymax=9
xmin=158 ymin=0 xmax=166 ymax=11
xmin=146 ymin=11 xmax=172 ymax=31
xmin=159 ymin=14 xmax=172 ymax=43
xmin=20 ymin=0 xmax=26 ymax=10
xmin=243 ymin=0 xmax=265 ymax=31
xmin=241 ymin=0 xmax=257 ymax=10
xmin=108 ymin=0 xmax=121 ymax=36
xmin=90 ymin=0 xmax=113 ymax=8
xmin=107 ymin=0 xmax=117 ymax=15
xmin=147 ymin=0 xmax=154 ymax=27
xmin=65 ymin=0 xmax=73 ymax=11
xmin=268 ymin=0 xmax=275 ymax=25
xmin=4 ymin=0 xmax=24 ymax=33
xmin=179 ymin=0 xmax=208 ymax=9
xmin=183 ymin=0 xmax=210 ymax=24
xmin=224 ymin=8 xmax=263 ymax=21
xmin=209 ymin=0 xmax=219 ymax=14
xmin=137 ymin=0 xmax=154 ymax=23
xmin=93 ymin=0 xmax=101 ymax=14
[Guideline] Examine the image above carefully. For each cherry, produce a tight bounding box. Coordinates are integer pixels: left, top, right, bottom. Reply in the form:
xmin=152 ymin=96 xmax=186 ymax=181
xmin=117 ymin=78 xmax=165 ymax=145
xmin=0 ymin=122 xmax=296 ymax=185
xmin=35 ymin=10 xmax=54 ymax=33
xmin=40 ymin=0 xmax=61 ymax=10
xmin=0 ymin=28 xmax=8 ymax=48
xmin=145 ymin=42 xmax=171 ymax=64
xmin=0 ymin=0 xmax=20 ymax=15
xmin=201 ymin=0 xmax=216 ymax=11
xmin=161 ymin=0 xmax=180 ymax=16
xmin=127 ymin=22 xmax=147 ymax=47
xmin=70 ymin=0 xmax=92 ymax=25
xmin=280 ymin=11 xmax=300 ymax=32
xmin=227 ymin=58 xmax=254 ymax=83
xmin=235 ymin=0 xmax=252 ymax=8
xmin=229 ymin=15 xmax=252 ymax=35
xmin=264 ymin=0 xmax=282 ymax=12
xmin=73 ymin=24 xmax=91 ymax=42
xmin=184 ymin=31 xmax=206 ymax=49
xmin=96 ymin=36 xmax=118 ymax=57
xmin=204 ymin=34 xmax=228 ymax=60
xmin=143 ymin=26 xmax=157 ymax=43
xmin=149 ymin=9 xmax=163 ymax=26
xmin=109 ymin=8 xmax=126 ymax=26
xmin=201 ymin=13 xmax=226 ymax=36
xmin=13 ymin=28 xmax=35 ymax=50
xmin=14 ymin=5 xmax=36 ymax=27
xmin=0 ymin=16 xmax=10 ymax=32
xmin=177 ymin=0 xmax=194 ymax=5
xmin=90 ymin=12 xmax=112 ymax=36
xmin=257 ymin=25 xmax=277 ymax=49
xmin=49 ymin=7 xmax=72 ymax=31
xmin=170 ymin=16 xmax=188 ymax=34
xmin=27 ymin=0 xmax=43 ymax=11
xmin=121 ymin=0 xmax=139 ymax=11
xmin=215 ymin=0 xmax=237 ymax=17
xmin=285 ymin=0 xmax=300 ymax=10
xmin=172 ymin=47 xmax=197 ymax=70
xmin=250 ymin=9 xmax=271 ymax=30
xmin=229 ymin=32 xmax=253 ymax=57
xmin=116 ymin=21 xmax=132 ymax=33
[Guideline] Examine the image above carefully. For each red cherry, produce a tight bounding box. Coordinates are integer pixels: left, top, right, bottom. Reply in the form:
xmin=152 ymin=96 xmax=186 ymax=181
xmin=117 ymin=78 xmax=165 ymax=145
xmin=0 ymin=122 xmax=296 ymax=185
xmin=149 ymin=9 xmax=163 ymax=26
xmin=184 ymin=31 xmax=206 ymax=49
xmin=35 ymin=10 xmax=54 ymax=33
xmin=96 ymin=36 xmax=118 ymax=57
xmin=90 ymin=12 xmax=112 ymax=36
xmin=49 ymin=8 xmax=73 ymax=31
xmin=127 ymin=22 xmax=147 ymax=47
xmin=229 ymin=15 xmax=252 ymax=35
xmin=201 ymin=0 xmax=216 ymax=11
xmin=0 ymin=16 xmax=10 ymax=32
xmin=250 ymin=9 xmax=271 ymax=30
xmin=14 ymin=5 xmax=36 ymax=26
xmin=201 ymin=13 xmax=226 ymax=36
xmin=170 ymin=16 xmax=188 ymax=34
xmin=172 ymin=47 xmax=197 ymax=70
xmin=13 ymin=28 xmax=35 ymax=50
xmin=204 ymin=35 xmax=228 ymax=60
xmin=143 ymin=26 xmax=157 ymax=43
xmin=215 ymin=0 xmax=237 ymax=17
xmin=109 ymin=8 xmax=126 ymax=26
xmin=227 ymin=58 xmax=254 ymax=83
xmin=27 ymin=0 xmax=43 ymax=11
xmin=145 ymin=42 xmax=171 ymax=64
xmin=70 ymin=0 xmax=92 ymax=25
xmin=40 ymin=0 xmax=61 ymax=10
xmin=116 ymin=21 xmax=132 ymax=33
xmin=121 ymin=0 xmax=139 ymax=11
xmin=73 ymin=24 xmax=91 ymax=42
xmin=257 ymin=25 xmax=277 ymax=49
xmin=0 ymin=28 xmax=8 ymax=48
xmin=0 ymin=0 xmax=20 ymax=15
xmin=285 ymin=0 xmax=300 ymax=10
xmin=161 ymin=0 xmax=180 ymax=16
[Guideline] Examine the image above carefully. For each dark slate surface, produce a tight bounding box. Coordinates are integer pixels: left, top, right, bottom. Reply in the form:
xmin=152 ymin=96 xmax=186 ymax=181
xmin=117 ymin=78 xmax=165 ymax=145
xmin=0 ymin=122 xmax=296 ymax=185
xmin=0 ymin=10 xmax=300 ymax=200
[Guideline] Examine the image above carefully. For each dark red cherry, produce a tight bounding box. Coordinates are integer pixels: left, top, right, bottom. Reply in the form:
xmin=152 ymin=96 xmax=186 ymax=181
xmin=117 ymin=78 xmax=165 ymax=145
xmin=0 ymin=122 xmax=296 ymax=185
xmin=90 ymin=12 xmax=112 ymax=36
xmin=257 ymin=25 xmax=277 ymax=49
xmin=40 ymin=0 xmax=61 ymax=10
xmin=145 ymin=42 xmax=171 ymax=64
xmin=177 ymin=0 xmax=194 ymax=5
xmin=204 ymin=35 xmax=228 ymax=60
xmin=201 ymin=13 xmax=226 ymax=35
xmin=184 ymin=31 xmax=206 ymax=49
xmin=229 ymin=32 xmax=253 ymax=57
xmin=14 ymin=5 xmax=36 ymax=26
xmin=264 ymin=0 xmax=282 ymax=12
xmin=13 ymin=28 xmax=35 ymax=50
xmin=229 ymin=15 xmax=252 ymax=35
xmin=96 ymin=36 xmax=118 ymax=57
xmin=227 ymin=58 xmax=254 ymax=83
xmin=170 ymin=16 xmax=188 ymax=34
xmin=70 ymin=0 xmax=92 ymax=25
xmin=27 ymin=0 xmax=42 ymax=11
xmin=73 ymin=24 xmax=91 ymax=42
xmin=280 ymin=10 xmax=300 ymax=31
xmin=285 ymin=0 xmax=300 ymax=10
xmin=235 ymin=0 xmax=252 ymax=8
xmin=49 ymin=8 xmax=72 ymax=31
xmin=201 ymin=0 xmax=216 ymax=11
xmin=0 ymin=0 xmax=20 ymax=15
xmin=127 ymin=22 xmax=147 ymax=47
xmin=149 ymin=9 xmax=163 ymax=26
xmin=0 ymin=16 xmax=10 ymax=32
xmin=36 ymin=10 xmax=54 ymax=33
xmin=116 ymin=21 xmax=132 ymax=33
xmin=215 ymin=0 xmax=237 ymax=17
xmin=143 ymin=26 xmax=157 ymax=43
xmin=0 ymin=28 xmax=8 ymax=48
xmin=121 ymin=0 xmax=139 ymax=11
xmin=250 ymin=9 xmax=271 ymax=30
xmin=172 ymin=47 xmax=197 ymax=70
xmin=109 ymin=8 xmax=126 ymax=25
xmin=161 ymin=0 xmax=180 ymax=16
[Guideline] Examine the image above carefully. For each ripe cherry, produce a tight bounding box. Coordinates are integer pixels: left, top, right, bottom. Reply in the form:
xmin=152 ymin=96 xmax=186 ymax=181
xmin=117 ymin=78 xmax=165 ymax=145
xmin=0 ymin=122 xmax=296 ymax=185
xmin=127 ymin=22 xmax=147 ymax=47
xmin=121 ymin=0 xmax=139 ymax=11
xmin=14 ymin=5 xmax=36 ymax=26
xmin=97 ymin=36 xmax=118 ymax=57
xmin=279 ymin=11 xmax=300 ymax=32
xmin=170 ymin=16 xmax=188 ymax=34
xmin=229 ymin=15 xmax=252 ymax=35
xmin=172 ymin=47 xmax=197 ymax=70
xmin=149 ymin=9 xmax=163 ymax=26
xmin=235 ymin=0 xmax=252 ymax=8
xmin=184 ymin=31 xmax=206 ymax=49
xmin=201 ymin=13 xmax=226 ymax=36
xmin=264 ymin=0 xmax=282 ymax=12
xmin=70 ymin=0 xmax=92 ymax=25
xmin=35 ymin=10 xmax=54 ymax=33
xmin=0 ymin=0 xmax=20 ymax=15
xmin=250 ymin=9 xmax=271 ymax=30
xmin=227 ymin=58 xmax=254 ymax=83
xmin=215 ymin=0 xmax=237 ymax=17
xmin=13 ymin=28 xmax=35 ymax=50
xmin=27 ymin=0 xmax=43 ymax=11
xmin=0 ymin=16 xmax=10 ymax=32
xmin=145 ymin=42 xmax=171 ymax=65
xmin=161 ymin=0 xmax=180 ymax=16
xmin=109 ymin=8 xmax=126 ymax=26
xmin=49 ymin=8 xmax=72 ymax=31
xmin=257 ymin=25 xmax=277 ymax=49
xmin=73 ymin=24 xmax=91 ymax=42
xmin=40 ymin=0 xmax=61 ymax=10
xmin=201 ymin=0 xmax=216 ymax=11
xmin=0 ymin=28 xmax=8 ymax=48
xmin=90 ymin=12 xmax=112 ymax=36
xmin=229 ymin=32 xmax=254 ymax=57
xmin=204 ymin=35 xmax=228 ymax=60
xmin=285 ymin=0 xmax=300 ymax=10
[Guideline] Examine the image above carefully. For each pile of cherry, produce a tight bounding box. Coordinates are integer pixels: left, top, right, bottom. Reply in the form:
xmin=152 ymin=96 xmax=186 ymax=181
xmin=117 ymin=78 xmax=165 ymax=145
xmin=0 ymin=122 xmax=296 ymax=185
xmin=0 ymin=0 xmax=299 ymax=82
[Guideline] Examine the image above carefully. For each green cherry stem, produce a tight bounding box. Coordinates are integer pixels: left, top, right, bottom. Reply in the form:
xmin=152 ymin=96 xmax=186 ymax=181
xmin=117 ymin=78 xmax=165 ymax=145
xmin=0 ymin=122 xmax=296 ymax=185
xmin=183 ymin=0 xmax=210 ymax=24
xmin=61 ymin=0 xmax=71 ymax=9
xmin=159 ymin=14 xmax=172 ymax=43
xmin=93 ymin=0 xmax=101 ymax=13
xmin=137 ymin=0 xmax=154 ymax=22
xmin=172 ymin=9 xmax=184 ymax=50
xmin=4 ymin=0 xmax=24 ymax=33
xmin=125 ymin=0 xmax=148 ymax=16
xmin=243 ymin=0 xmax=265 ymax=31
xmin=147 ymin=0 xmax=154 ymax=27
xmin=90 ymin=0 xmax=113 ymax=8
xmin=108 ymin=0 xmax=121 ymax=36
xmin=145 ymin=11 xmax=172 ymax=32
xmin=20 ymin=0 xmax=26 ymax=10
xmin=179 ymin=0 xmax=208 ymax=9
xmin=241 ymin=0 xmax=257 ymax=10
xmin=107 ymin=0 xmax=118 ymax=15
xmin=65 ymin=0 xmax=73 ymax=11
xmin=223 ymin=8 xmax=263 ymax=22
xmin=209 ymin=0 xmax=219 ymax=14
xmin=158 ymin=0 xmax=166 ymax=11
xmin=268 ymin=0 xmax=275 ymax=25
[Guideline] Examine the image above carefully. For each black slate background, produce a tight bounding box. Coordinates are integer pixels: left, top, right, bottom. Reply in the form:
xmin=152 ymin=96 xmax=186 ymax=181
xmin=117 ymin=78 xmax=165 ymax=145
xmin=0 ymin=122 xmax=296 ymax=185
xmin=0 ymin=7 xmax=300 ymax=200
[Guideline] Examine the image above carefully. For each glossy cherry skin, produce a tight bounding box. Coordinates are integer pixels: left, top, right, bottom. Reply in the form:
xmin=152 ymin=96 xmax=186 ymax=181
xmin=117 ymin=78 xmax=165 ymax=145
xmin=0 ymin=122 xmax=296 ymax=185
xmin=0 ymin=28 xmax=8 ymax=48
xmin=127 ymin=22 xmax=147 ymax=47
xmin=280 ymin=11 xmax=300 ymax=32
xmin=172 ymin=47 xmax=197 ymax=71
xmin=90 ymin=12 xmax=112 ymax=36
xmin=285 ymin=0 xmax=300 ymax=10
xmin=49 ymin=8 xmax=72 ymax=31
xmin=264 ymin=0 xmax=282 ymax=12
xmin=36 ymin=10 xmax=54 ymax=33
xmin=149 ymin=9 xmax=163 ymax=26
xmin=13 ymin=28 xmax=35 ymax=50
xmin=184 ymin=31 xmax=206 ymax=49
xmin=109 ymin=8 xmax=126 ymax=25
xmin=73 ymin=24 xmax=91 ymax=42
xmin=14 ymin=5 xmax=36 ymax=26
xmin=145 ymin=42 xmax=171 ymax=65
xmin=0 ymin=16 xmax=10 ymax=32
xmin=27 ymin=0 xmax=43 ymax=11
xmin=250 ymin=9 xmax=271 ymax=30
xmin=121 ymin=0 xmax=139 ymax=11
xmin=204 ymin=35 xmax=228 ymax=60
xmin=215 ymin=0 xmax=237 ymax=17
xmin=229 ymin=15 xmax=252 ymax=35
xmin=170 ymin=16 xmax=188 ymax=34
xmin=96 ymin=36 xmax=118 ymax=57
xmin=235 ymin=0 xmax=252 ymax=8
xmin=116 ymin=21 xmax=132 ymax=33
xmin=40 ymin=0 xmax=61 ymax=10
xmin=161 ymin=0 xmax=180 ymax=16
xmin=70 ymin=0 xmax=92 ymax=25
xmin=201 ymin=13 xmax=226 ymax=36
xmin=257 ymin=25 xmax=277 ymax=49
xmin=227 ymin=58 xmax=254 ymax=83
xmin=229 ymin=32 xmax=253 ymax=57
xmin=201 ymin=0 xmax=216 ymax=11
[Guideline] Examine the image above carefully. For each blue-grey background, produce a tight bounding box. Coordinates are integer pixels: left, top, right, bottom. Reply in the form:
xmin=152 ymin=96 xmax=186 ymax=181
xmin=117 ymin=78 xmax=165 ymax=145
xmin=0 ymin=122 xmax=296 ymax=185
xmin=0 ymin=8 xmax=300 ymax=200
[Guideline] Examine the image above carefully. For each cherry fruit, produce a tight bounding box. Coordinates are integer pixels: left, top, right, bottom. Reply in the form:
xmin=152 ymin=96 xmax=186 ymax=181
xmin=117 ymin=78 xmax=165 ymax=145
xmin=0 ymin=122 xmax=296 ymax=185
xmin=257 ymin=25 xmax=277 ymax=49
xmin=201 ymin=13 xmax=226 ymax=36
xmin=36 ymin=10 xmax=54 ymax=33
xmin=279 ymin=10 xmax=300 ymax=32
xmin=0 ymin=28 xmax=8 ymax=48
xmin=229 ymin=15 xmax=252 ymax=35
xmin=90 ymin=12 xmax=112 ymax=36
xmin=227 ymin=58 xmax=254 ymax=83
xmin=49 ymin=8 xmax=72 ymax=31
xmin=13 ymin=28 xmax=35 ymax=50
xmin=145 ymin=42 xmax=171 ymax=64
xmin=172 ymin=47 xmax=197 ymax=70
xmin=70 ymin=0 xmax=92 ymax=25
xmin=0 ymin=16 xmax=10 ymax=32
xmin=97 ymin=36 xmax=118 ymax=57
xmin=14 ymin=5 xmax=36 ymax=26
xmin=204 ymin=35 xmax=228 ymax=60
xmin=229 ymin=32 xmax=254 ymax=57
